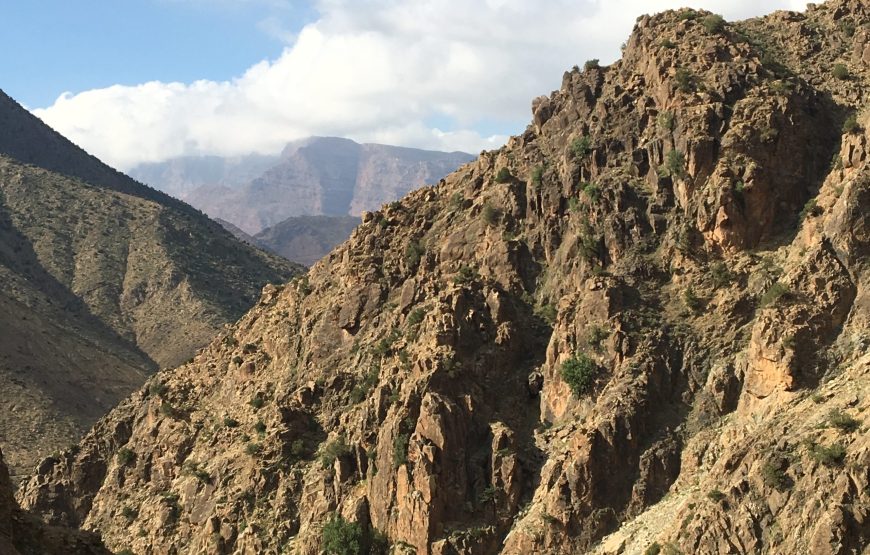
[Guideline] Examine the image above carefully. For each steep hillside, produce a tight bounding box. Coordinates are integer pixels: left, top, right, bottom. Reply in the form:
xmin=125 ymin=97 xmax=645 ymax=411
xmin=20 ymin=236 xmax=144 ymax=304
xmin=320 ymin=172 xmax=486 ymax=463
xmin=132 ymin=137 xmax=475 ymax=234
xmin=0 ymin=93 xmax=302 ymax=478
xmin=18 ymin=2 xmax=870 ymax=554
xmin=254 ymin=215 xmax=361 ymax=267
xmin=0 ymin=90 xmax=190 ymax=213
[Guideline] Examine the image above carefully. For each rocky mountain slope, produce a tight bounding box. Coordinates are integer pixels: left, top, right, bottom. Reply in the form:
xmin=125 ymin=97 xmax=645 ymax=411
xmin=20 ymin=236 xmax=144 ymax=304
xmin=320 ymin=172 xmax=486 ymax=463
xmin=0 ymin=448 xmax=109 ymax=554
xmin=130 ymin=137 xmax=475 ymax=234
xmin=0 ymin=93 xmax=301 ymax=478
xmin=17 ymin=2 xmax=870 ymax=554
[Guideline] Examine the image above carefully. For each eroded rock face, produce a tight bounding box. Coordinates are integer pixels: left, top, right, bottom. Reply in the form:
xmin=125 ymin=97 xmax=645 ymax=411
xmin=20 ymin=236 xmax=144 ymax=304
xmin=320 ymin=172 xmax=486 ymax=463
xmin=15 ymin=2 xmax=870 ymax=554
xmin=0 ymin=448 xmax=110 ymax=555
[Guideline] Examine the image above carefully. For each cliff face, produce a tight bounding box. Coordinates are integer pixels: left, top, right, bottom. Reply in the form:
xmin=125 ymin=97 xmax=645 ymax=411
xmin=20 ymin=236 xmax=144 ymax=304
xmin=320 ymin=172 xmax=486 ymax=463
xmin=134 ymin=137 xmax=475 ymax=234
xmin=0 ymin=448 xmax=110 ymax=554
xmin=17 ymin=2 xmax=870 ymax=554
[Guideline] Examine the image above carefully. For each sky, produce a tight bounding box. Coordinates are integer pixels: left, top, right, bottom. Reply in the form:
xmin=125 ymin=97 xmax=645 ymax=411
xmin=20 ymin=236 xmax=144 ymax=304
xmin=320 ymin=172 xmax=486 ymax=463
xmin=1 ymin=0 xmax=809 ymax=171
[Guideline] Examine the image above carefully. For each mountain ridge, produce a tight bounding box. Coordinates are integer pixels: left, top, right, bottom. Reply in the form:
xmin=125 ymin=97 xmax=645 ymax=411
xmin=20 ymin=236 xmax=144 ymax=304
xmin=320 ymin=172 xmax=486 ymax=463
xmin=0 ymin=93 xmax=303 ymax=479
xmin=130 ymin=137 xmax=475 ymax=234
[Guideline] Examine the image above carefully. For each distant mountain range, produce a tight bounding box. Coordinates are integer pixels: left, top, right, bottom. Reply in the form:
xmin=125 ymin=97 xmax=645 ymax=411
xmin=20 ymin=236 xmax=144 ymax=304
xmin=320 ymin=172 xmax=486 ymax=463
xmin=0 ymin=89 xmax=300 ymax=478
xmin=218 ymin=215 xmax=362 ymax=267
xmin=129 ymin=137 xmax=475 ymax=235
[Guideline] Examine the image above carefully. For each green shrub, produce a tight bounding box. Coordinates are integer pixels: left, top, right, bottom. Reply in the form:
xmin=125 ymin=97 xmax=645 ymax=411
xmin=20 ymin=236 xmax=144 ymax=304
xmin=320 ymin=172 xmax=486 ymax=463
xmin=535 ymin=303 xmax=557 ymax=325
xmin=531 ymin=165 xmax=544 ymax=186
xmin=350 ymin=366 xmax=379 ymax=404
xmin=833 ymin=63 xmax=850 ymax=80
xmin=761 ymin=460 xmax=791 ymax=491
xmin=657 ymin=111 xmax=675 ymax=132
xmin=121 ymin=505 xmax=139 ymax=521
xmin=581 ymin=182 xmax=600 ymax=202
xmin=223 ymin=416 xmax=239 ymax=428
xmin=808 ymin=442 xmax=846 ymax=467
xmin=586 ymin=325 xmax=609 ymax=352
xmin=245 ymin=442 xmax=262 ymax=456
xmin=453 ymin=264 xmax=479 ymax=285
xmin=249 ymin=395 xmax=265 ymax=410
xmin=404 ymin=240 xmax=425 ymax=269
xmin=799 ymin=198 xmax=819 ymax=221
xmin=393 ymin=432 xmax=411 ymax=469
xmin=570 ymin=136 xmax=592 ymax=159
xmin=709 ymin=261 xmax=733 ymax=288
xmin=645 ymin=543 xmax=662 ymax=555
xmin=148 ymin=381 xmax=167 ymax=398
xmin=683 ymin=287 xmax=703 ymax=313
xmin=116 ymin=447 xmax=135 ymax=466
xmin=675 ymin=68 xmax=696 ymax=93
xmin=320 ymin=436 xmax=352 ymax=468
xmin=560 ymin=354 xmax=599 ymax=397
xmin=254 ymin=420 xmax=267 ymax=435
xmin=495 ymin=167 xmax=513 ymax=183
xmin=702 ymin=14 xmax=726 ymax=34
xmin=759 ymin=282 xmax=790 ymax=307
xmin=677 ymin=10 xmax=697 ymax=20
xmin=659 ymin=149 xmax=687 ymax=178
xmin=827 ymin=410 xmax=860 ymax=433
xmin=482 ymin=202 xmax=500 ymax=226
xmin=449 ymin=192 xmax=465 ymax=211
xmin=159 ymin=401 xmax=179 ymax=419
xmin=707 ymin=489 xmax=726 ymax=502
xmin=322 ymin=515 xmax=365 ymax=555
xmin=660 ymin=38 xmax=676 ymax=49
xmin=406 ymin=308 xmax=425 ymax=328
xmin=584 ymin=59 xmax=600 ymax=71
xmin=843 ymin=114 xmax=861 ymax=134
xmin=183 ymin=461 xmax=212 ymax=484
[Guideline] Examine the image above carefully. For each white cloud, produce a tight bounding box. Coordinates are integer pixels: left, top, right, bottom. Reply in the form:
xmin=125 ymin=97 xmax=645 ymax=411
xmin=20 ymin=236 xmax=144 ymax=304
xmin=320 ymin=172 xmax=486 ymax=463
xmin=34 ymin=0 xmax=805 ymax=170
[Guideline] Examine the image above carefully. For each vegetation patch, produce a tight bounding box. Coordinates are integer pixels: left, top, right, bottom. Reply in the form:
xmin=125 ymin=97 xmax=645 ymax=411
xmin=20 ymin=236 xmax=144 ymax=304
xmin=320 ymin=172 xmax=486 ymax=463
xmin=494 ymin=167 xmax=513 ymax=183
xmin=560 ymin=354 xmax=599 ymax=397
xmin=702 ymin=14 xmax=726 ymax=34
xmin=116 ymin=447 xmax=135 ymax=466
xmin=404 ymin=240 xmax=425 ymax=269
xmin=321 ymin=514 xmax=389 ymax=555
xmin=482 ymin=202 xmax=500 ymax=226
xmin=833 ymin=63 xmax=850 ymax=80
xmin=759 ymin=282 xmax=791 ymax=308
xmin=320 ymin=436 xmax=352 ymax=469
xmin=827 ymin=409 xmax=860 ymax=433
xmin=808 ymin=442 xmax=847 ymax=467
xmin=570 ymin=136 xmax=593 ymax=159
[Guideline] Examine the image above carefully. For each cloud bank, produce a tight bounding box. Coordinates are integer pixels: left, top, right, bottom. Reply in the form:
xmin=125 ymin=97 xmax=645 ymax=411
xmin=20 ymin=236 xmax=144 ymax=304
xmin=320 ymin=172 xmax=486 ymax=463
xmin=34 ymin=0 xmax=808 ymax=170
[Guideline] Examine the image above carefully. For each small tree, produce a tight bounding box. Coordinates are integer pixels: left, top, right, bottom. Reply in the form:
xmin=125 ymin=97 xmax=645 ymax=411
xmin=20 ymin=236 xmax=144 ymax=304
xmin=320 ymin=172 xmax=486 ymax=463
xmin=584 ymin=59 xmax=600 ymax=71
xmin=495 ymin=167 xmax=513 ymax=183
xmin=560 ymin=354 xmax=599 ymax=397
xmin=322 ymin=515 xmax=365 ymax=555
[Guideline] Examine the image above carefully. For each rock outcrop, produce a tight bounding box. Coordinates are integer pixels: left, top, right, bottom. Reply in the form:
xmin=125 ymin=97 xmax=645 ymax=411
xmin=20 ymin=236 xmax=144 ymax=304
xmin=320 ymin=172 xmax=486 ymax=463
xmin=16 ymin=2 xmax=870 ymax=554
xmin=0 ymin=447 xmax=110 ymax=554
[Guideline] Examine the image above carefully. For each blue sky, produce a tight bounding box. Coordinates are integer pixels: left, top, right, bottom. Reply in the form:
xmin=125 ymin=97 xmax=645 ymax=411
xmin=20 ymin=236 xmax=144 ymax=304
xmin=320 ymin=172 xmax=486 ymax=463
xmin=1 ymin=0 xmax=316 ymax=107
xmin=5 ymin=0 xmax=807 ymax=169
